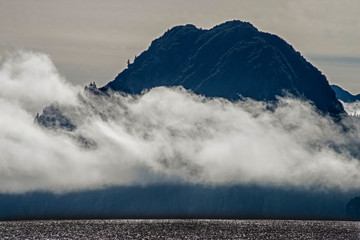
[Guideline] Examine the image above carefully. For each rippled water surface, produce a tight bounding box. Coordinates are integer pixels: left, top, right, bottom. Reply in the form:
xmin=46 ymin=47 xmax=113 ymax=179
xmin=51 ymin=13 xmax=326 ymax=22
xmin=1 ymin=219 xmax=359 ymax=239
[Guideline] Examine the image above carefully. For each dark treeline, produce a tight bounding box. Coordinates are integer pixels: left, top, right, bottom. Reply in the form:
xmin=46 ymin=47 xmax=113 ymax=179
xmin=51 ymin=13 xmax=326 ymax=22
xmin=0 ymin=185 xmax=357 ymax=221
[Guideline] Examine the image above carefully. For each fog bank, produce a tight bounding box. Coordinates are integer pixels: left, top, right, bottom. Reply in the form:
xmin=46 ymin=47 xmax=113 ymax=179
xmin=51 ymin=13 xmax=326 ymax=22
xmin=1 ymin=51 xmax=360 ymax=193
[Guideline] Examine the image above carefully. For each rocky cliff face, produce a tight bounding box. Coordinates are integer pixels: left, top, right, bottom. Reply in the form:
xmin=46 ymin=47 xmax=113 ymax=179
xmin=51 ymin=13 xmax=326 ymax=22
xmin=103 ymin=20 xmax=344 ymax=116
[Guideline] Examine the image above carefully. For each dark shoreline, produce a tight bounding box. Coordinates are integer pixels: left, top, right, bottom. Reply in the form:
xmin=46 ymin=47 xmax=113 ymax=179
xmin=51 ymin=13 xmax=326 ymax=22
xmin=1 ymin=184 xmax=357 ymax=221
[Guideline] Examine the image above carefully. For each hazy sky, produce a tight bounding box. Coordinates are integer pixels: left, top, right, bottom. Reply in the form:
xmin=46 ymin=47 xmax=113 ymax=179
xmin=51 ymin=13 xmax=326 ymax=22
xmin=1 ymin=0 xmax=359 ymax=93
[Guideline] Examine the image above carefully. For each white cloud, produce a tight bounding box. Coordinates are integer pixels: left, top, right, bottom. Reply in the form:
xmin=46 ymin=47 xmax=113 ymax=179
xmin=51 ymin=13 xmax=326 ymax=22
xmin=1 ymin=51 xmax=360 ymax=193
xmin=0 ymin=51 xmax=80 ymax=113
xmin=342 ymin=101 xmax=360 ymax=116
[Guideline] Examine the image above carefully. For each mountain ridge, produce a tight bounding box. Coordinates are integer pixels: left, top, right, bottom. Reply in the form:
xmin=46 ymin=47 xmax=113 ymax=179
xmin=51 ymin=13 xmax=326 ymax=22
xmin=102 ymin=20 xmax=344 ymax=117
xmin=331 ymin=84 xmax=360 ymax=103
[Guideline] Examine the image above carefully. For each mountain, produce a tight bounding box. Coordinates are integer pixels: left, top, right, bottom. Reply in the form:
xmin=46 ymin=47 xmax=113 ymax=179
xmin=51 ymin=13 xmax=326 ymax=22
xmin=22 ymin=20 xmax=353 ymax=221
xmin=102 ymin=20 xmax=344 ymax=117
xmin=331 ymin=85 xmax=360 ymax=103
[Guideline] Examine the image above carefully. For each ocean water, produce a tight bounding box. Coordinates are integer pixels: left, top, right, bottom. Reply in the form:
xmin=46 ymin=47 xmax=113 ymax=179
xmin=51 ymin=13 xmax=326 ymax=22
xmin=0 ymin=219 xmax=359 ymax=239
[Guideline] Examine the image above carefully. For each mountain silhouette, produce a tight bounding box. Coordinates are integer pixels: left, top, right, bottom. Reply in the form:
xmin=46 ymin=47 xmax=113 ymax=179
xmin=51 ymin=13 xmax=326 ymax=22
xmin=331 ymin=85 xmax=360 ymax=103
xmin=102 ymin=20 xmax=344 ymax=116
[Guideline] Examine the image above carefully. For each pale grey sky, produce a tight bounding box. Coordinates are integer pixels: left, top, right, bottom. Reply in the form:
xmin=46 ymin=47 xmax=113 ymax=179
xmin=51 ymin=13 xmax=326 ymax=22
xmin=1 ymin=0 xmax=359 ymax=93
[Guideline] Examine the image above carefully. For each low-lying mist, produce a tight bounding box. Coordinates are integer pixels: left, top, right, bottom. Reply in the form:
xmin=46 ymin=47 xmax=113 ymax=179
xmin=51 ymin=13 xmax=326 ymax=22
xmin=1 ymin=51 xmax=360 ymax=193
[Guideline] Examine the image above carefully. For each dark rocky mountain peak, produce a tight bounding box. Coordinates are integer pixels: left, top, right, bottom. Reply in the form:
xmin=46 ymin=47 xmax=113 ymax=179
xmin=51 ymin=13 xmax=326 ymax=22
xmin=331 ymin=85 xmax=360 ymax=103
xmin=102 ymin=20 xmax=344 ymax=116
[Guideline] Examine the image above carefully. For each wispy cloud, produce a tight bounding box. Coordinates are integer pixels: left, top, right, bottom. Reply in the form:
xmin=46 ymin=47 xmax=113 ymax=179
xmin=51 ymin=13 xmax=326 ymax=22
xmin=1 ymin=51 xmax=360 ymax=193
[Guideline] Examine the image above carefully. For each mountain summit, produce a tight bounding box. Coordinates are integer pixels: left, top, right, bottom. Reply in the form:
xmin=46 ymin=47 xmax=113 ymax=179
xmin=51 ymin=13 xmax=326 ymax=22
xmin=102 ymin=20 xmax=344 ymax=116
